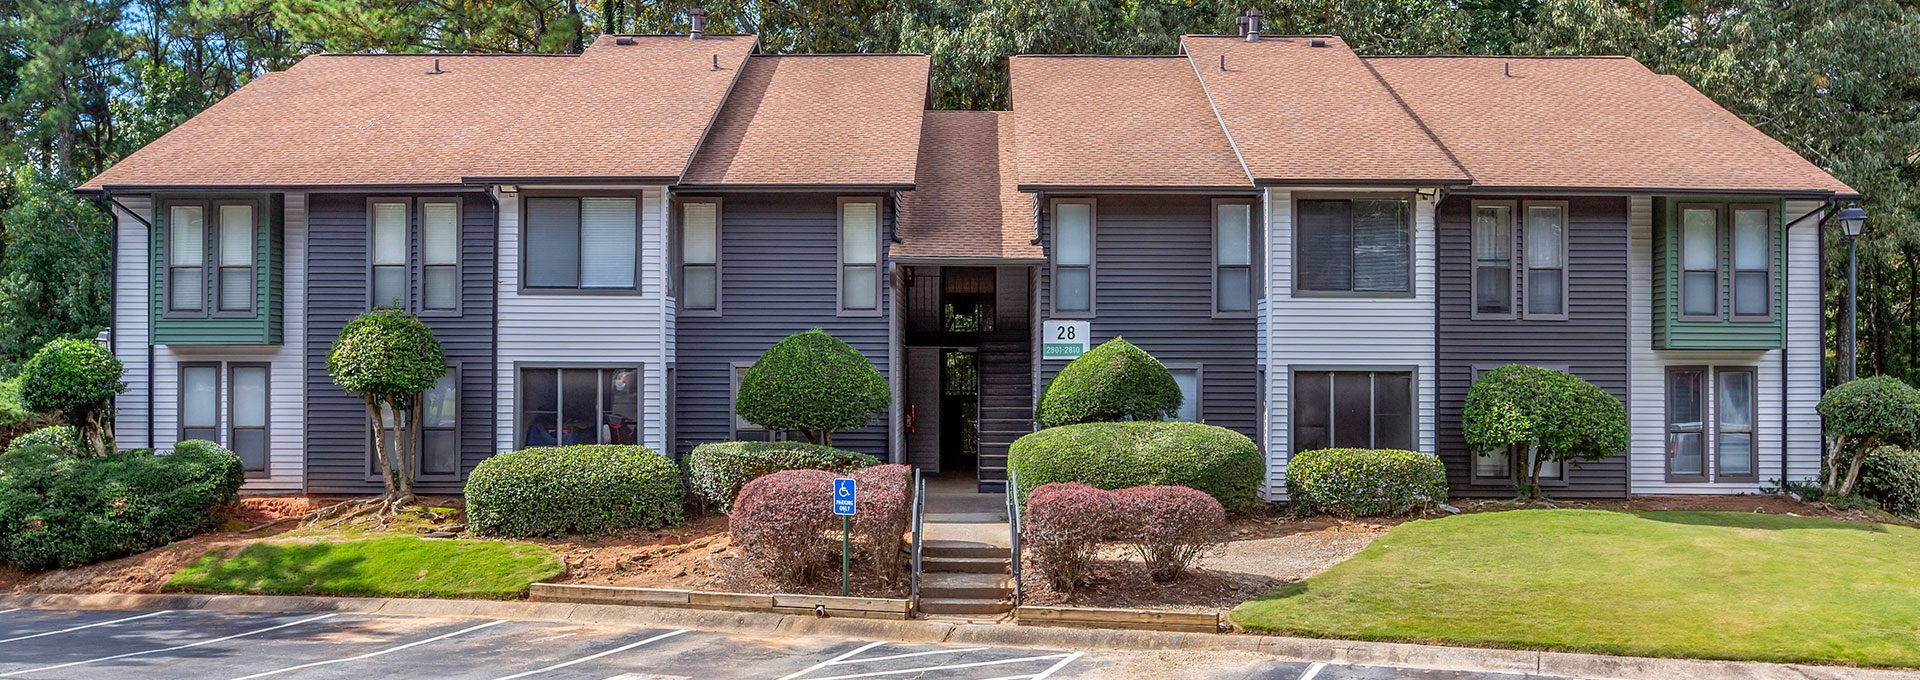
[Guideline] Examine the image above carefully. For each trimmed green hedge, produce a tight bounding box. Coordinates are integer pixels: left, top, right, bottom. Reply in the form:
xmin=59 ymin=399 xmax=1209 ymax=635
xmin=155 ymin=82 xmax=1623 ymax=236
xmin=0 ymin=440 xmax=243 ymax=571
xmin=1285 ymin=448 xmax=1448 ymax=517
xmin=1034 ymin=338 xmax=1182 ymax=427
xmin=685 ymin=440 xmax=879 ymax=511
xmin=5 ymin=424 xmax=77 ymax=456
xmin=465 ymin=445 xmax=683 ymax=538
xmin=1009 ymin=421 xmax=1263 ymax=512
xmin=735 ymin=330 xmax=889 ymax=443
xmin=1861 ymin=446 xmax=1920 ymax=518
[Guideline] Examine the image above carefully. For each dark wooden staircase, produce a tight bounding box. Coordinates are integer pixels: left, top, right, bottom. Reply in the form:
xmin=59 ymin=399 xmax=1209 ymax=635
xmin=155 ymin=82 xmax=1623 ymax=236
xmin=976 ymin=332 xmax=1032 ymax=492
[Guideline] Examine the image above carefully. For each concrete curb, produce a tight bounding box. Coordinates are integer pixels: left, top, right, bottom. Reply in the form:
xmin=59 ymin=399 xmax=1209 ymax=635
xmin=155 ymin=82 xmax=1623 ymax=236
xmin=0 ymin=593 xmax=1910 ymax=680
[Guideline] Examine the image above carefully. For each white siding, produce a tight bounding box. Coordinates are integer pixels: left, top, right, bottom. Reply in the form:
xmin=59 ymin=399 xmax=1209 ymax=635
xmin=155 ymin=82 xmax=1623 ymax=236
xmin=1263 ymin=188 xmax=1439 ymax=498
xmin=494 ymin=189 xmax=672 ymax=454
xmin=1627 ymin=195 xmax=1819 ymax=494
xmin=111 ymin=196 xmax=153 ymax=451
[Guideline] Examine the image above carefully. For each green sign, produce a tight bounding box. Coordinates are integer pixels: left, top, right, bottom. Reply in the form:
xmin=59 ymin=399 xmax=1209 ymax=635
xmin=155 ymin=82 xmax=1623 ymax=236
xmin=1042 ymin=320 xmax=1089 ymax=360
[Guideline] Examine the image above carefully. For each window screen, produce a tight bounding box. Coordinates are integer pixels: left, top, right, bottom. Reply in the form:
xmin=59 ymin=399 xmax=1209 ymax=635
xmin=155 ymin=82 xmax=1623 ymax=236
xmin=1292 ymin=370 xmax=1412 ymax=452
xmin=421 ymin=202 xmax=459 ymax=311
xmin=1297 ymin=199 xmax=1410 ymax=293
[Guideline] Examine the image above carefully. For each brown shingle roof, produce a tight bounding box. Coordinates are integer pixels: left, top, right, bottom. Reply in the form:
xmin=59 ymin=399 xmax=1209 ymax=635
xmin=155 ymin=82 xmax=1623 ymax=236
xmin=1365 ymin=56 xmax=1856 ymax=196
xmin=682 ymin=54 xmax=930 ymax=187
xmin=81 ymin=35 xmax=758 ymax=191
xmin=1008 ymin=56 xmax=1250 ymax=189
xmin=895 ymin=111 xmax=1041 ymax=261
xmin=1181 ymin=35 xmax=1468 ymax=185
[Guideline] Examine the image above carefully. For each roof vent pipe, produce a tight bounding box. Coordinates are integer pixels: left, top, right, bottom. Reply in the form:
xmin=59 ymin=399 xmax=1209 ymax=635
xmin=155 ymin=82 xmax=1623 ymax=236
xmin=1237 ymin=9 xmax=1262 ymax=41
xmin=688 ymin=7 xmax=707 ymax=39
xmin=428 ymin=58 xmax=444 ymax=75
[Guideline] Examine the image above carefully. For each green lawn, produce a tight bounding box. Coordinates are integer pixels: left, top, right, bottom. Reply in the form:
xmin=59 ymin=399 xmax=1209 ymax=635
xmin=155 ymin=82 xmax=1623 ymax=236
xmin=1231 ymin=509 xmax=1920 ymax=667
xmin=167 ymin=536 xmax=563 ymax=599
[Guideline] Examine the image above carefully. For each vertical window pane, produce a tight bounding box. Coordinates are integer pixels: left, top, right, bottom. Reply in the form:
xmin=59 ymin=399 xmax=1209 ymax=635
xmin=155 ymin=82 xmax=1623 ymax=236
xmin=421 ymin=432 xmax=459 ymax=476
xmin=182 ymin=366 xmax=218 ymax=430
xmin=372 ymin=203 xmax=409 ymax=265
xmin=580 ymin=198 xmax=637 ymax=288
xmin=1332 ymin=373 xmax=1372 ymax=449
xmin=423 ymin=372 xmax=457 ymax=429
xmin=231 ymin=367 xmax=267 ymax=428
xmin=1527 ymin=270 xmax=1564 ymax=315
xmin=1351 ymin=200 xmax=1410 ymax=293
xmin=1734 ymin=272 xmax=1768 ymax=316
xmin=1298 ymin=200 xmax=1351 ymax=291
xmin=526 ymin=198 xmax=581 ymax=288
xmin=1171 ymin=369 xmax=1199 ymax=422
xmin=560 ymin=369 xmax=598 ymax=445
xmin=219 ymin=205 xmax=255 ymax=266
xmin=1671 ymin=433 xmax=1704 ymax=475
xmin=1054 ymin=203 xmax=1091 ymax=266
xmin=422 ymin=202 xmax=459 ymax=265
xmin=1474 ymin=449 xmax=1511 ymax=478
xmin=1669 ymin=370 xmax=1704 ymax=428
xmin=1215 ymin=204 xmax=1250 ymax=266
xmin=1525 ymin=206 xmax=1564 ymax=267
xmin=1055 ymin=268 xmax=1090 ymax=312
xmin=604 ymin=369 xmax=640 ymax=445
xmin=219 ymin=272 xmax=253 ymax=311
xmin=522 ymin=369 xmax=559 ymax=447
xmin=842 ymin=267 xmax=879 ymax=310
xmin=1732 ymin=210 xmax=1769 ymax=270
xmin=1473 ymin=205 xmax=1512 ymax=262
xmin=841 ymin=202 xmax=880 ymax=265
xmin=171 ymin=273 xmax=204 ymax=313
xmin=1372 ymin=372 xmax=1412 ymax=450
xmin=171 ymin=206 xmax=206 ymax=267
xmin=1292 ymin=372 xmax=1330 ymax=452
xmin=1719 ymin=370 xmax=1754 ymax=431
xmin=1718 ymin=434 xmax=1753 ymax=475
xmin=1217 ymin=268 xmax=1251 ymax=312
xmin=1681 ymin=209 xmax=1718 ymax=270
xmin=232 ymin=429 xmax=268 ymax=471
xmin=683 ymin=203 xmax=718 ymax=264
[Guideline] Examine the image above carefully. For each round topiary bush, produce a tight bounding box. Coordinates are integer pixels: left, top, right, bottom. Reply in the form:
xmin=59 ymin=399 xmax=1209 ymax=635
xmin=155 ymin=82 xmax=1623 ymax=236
xmin=684 ymin=440 xmax=879 ymax=511
xmin=19 ymin=338 xmax=124 ymax=456
xmin=1463 ymin=364 xmax=1627 ymax=498
xmin=1819 ymin=376 xmax=1920 ymax=495
xmin=1034 ymin=337 xmax=1181 ymax=427
xmin=1284 ymin=448 xmax=1448 ymax=517
xmin=736 ymin=330 xmax=889 ymax=444
xmin=465 ymin=445 xmax=683 ymax=538
xmin=1009 ymin=421 xmax=1263 ymax=512
xmin=328 ymin=308 xmax=446 ymax=500
xmin=5 ymin=424 xmax=78 ymax=456
xmin=0 ymin=440 xmax=243 ymax=571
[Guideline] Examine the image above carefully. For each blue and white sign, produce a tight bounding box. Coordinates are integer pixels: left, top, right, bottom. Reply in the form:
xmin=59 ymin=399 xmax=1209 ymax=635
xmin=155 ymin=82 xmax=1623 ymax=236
xmin=833 ymin=478 xmax=857 ymax=516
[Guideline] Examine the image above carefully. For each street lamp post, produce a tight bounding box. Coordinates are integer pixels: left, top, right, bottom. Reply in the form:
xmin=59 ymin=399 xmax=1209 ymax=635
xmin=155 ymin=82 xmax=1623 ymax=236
xmin=1838 ymin=206 xmax=1868 ymax=382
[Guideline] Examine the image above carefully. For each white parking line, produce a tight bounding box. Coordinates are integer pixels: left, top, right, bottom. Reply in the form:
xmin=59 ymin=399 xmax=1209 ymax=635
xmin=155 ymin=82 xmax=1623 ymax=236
xmin=1298 ymin=662 xmax=1327 ymax=680
xmin=490 ymin=628 xmax=691 ymax=679
xmin=0 ymin=609 xmax=20 ymax=615
xmin=0 ymin=613 xmax=337 ymax=678
xmin=824 ymin=647 xmax=990 ymax=665
xmin=227 ymin=619 xmax=508 ymax=679
xmin=802 ymin=653 xmax=1076 ymax=680
xmin=775 ymin=641 xmax=885 ymax=680
xmin=0 ymin=610 xmax=172 ymax=644
xmin=975 ymin=651 xmax=1085 ymax=680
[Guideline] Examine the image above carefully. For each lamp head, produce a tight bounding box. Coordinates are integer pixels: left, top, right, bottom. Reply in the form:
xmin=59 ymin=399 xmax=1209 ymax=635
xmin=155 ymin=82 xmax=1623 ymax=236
xmin=1838 ymin=206 xmax=1867 ymax=238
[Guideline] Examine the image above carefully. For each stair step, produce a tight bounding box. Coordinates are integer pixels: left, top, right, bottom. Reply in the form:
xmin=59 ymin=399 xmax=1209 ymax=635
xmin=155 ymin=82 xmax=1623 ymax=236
xmin=922 ymin=542 xmax=1010 ymax=559
xmin=924 ymin=556 xmax=1011 ymax=574
xmin=917 ymin=597 xmax=1013 ymax=616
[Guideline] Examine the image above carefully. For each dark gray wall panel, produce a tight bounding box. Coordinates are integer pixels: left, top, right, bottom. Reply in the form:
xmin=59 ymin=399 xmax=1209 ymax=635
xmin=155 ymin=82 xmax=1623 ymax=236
xmin=1436 ymin=196 xmax=1630 ymax=498
xmin=672 ymin=192 xmax=892 ymax=457
xmin=1035 ymin=194 xmax=1259 ymax=439
xmin=305 ymin=193 xmax=496 ymax=494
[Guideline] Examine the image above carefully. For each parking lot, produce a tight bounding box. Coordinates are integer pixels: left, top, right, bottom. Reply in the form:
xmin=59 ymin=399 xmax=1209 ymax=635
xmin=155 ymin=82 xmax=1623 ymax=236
xmin=0 ymin=607 xmax=1578 ymax=679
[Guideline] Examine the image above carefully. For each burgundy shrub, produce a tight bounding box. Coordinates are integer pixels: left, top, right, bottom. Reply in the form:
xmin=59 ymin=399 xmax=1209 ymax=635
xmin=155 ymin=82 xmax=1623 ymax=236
xmin=729 ymin=469 xmax=836 ymax=587
xmin=1115 ymin=485 xmax=1227 ymax=582
xmin=850 ymin=464 xmax=912 ymax=580
xmin=1021 ymin=482 xmax=1126 ymax=591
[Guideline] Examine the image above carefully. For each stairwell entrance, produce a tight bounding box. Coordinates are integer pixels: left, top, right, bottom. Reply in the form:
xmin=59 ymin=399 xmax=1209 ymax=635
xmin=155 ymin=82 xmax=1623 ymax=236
xmin=901 ymin=265 xmax=1034 ymax=492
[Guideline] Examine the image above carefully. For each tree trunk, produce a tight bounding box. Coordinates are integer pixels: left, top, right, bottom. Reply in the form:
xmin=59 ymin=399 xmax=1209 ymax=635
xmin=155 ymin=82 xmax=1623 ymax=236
xmin=1822 ymin=433 xmax=1848 ymax=495
xmin=1904 ymin=245 xmax=1918 ymax=377
xmin=822 ymin=430 xmax=833 ymax=447
xmin=365 ymin=399 xmax=397 ymax=498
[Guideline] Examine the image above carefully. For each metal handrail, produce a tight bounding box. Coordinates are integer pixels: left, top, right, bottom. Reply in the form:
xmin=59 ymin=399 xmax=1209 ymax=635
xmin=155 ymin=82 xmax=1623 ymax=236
xmin=1005 ymin=467 xmax=1024 ymax=606
xmin=908 ymin=468 xmax=926 ymax=617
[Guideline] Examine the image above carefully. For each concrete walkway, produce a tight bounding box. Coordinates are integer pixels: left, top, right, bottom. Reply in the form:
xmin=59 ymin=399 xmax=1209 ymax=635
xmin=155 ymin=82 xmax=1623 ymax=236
xmin=919 ymin=475 xmax=1016 ymax=617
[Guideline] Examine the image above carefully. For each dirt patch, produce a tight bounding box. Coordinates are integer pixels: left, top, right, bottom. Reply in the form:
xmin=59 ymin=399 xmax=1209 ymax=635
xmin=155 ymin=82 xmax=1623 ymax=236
xmin=540 ymin=514 xmax=907 ymax=598
xmin=3 ymin=530 xmax=259 ymax=595
xmin=222 ymin=496 xmax=327 ymax=527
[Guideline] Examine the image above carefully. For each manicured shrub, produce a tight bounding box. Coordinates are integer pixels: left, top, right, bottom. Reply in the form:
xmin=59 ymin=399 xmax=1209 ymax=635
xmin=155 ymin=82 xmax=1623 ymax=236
xmin=5 ymin=425 xmax=78 ymax=456
xmin=730 ymin=469 xmax=838 ymax=587
xmin=1115 ymin=485 xmax=1226 ymax=582
xmin=1285 ymin=448 xmax=1449 ymax=517
xmin=465 ymin=445 xmax=684 ymax=538
xmin=19 ymin=338 xmax=124 ymax=457
xmin=1009 ymin=421 xmax=1263 ymax=512
xmin=1023 ymin=482 xmax=1125 ymax=591
xmin=0 ymin=374 xmax=47 ymax=449
xmin=328 ymin=308 xmax=446 ymax=501
xmin=1463 ymin=364 xmax=1627 ymax=498
xmin=0 ymin=440 xmax=243 ymax=571
xmin=735 ymin=330 xmax=889 ymax=445
xmin=1860 ymin=446 xmax=1920 ymax=518
xmin=850 ymin=464 xmax=913 ymax=580
xmin=1034 ymin=338 xmax=1181 ymax=427
xmin=1819 ymin=376 xmax=1920 ymax=496
xmin=684 ymin=440 xmax=879 ymax=512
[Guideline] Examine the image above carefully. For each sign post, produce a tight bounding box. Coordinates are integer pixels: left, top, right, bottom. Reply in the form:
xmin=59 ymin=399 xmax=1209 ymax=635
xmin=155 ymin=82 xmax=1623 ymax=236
xmin=1041 ymin=320 xmax=1090 ymax=361
xmin=833 ymin=478 xmax=857 ymax=596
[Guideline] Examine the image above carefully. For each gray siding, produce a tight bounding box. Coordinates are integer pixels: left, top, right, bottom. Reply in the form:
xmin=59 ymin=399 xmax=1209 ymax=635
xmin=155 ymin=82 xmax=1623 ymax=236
xmin=1036 ymin=194 xmax=1259 ymax=439
xmin=672 ymin=192 xmax=893 ymax=457
xmin=1436 ymin=195 xmax=1630 ymax=498
xmin=305 ymin=193 xmax=496 ymax=494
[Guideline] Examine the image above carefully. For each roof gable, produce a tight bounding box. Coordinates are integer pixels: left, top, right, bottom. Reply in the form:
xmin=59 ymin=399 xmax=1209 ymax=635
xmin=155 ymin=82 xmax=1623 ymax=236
xmin=682 ymin=54 xmax=931 ymax=187
xmin=1008 ymin=56 xmax=1250 ymax=189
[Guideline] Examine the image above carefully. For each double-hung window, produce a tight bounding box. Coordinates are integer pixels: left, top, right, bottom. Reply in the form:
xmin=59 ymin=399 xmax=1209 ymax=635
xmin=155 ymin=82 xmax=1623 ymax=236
xmin=1051 ymin=200 xmax=1094 ymax=315
xmin=839 ymin=199 xmax=882 ymax=314
xmin=1678 ymin=205 xmax=1721 ymax=318
xmin=166 ymin=201 xmax=257 ymax=315
xmin=1470 ymin=201 xmax=1567 ymax=319
xmin=1666 ymin=366 xmax=1757 ymax=482
xmin=1296 ymin=198 xmax=1411 ymax=295
xmin=1523 ymin=203 xmax=1567 ymax=318
xmin=370 ymin=199 xmax=460 ymax=311
xmin=1292 ymin=370 xmax=1413 ymax=452
xmin=370 ymin=201 xmax=409 ymax=308
xmin=420 ymin=201 xmax=459 ymax=312
xmin=519 ymin=367 xmax=641 ymax=448
xmin=168 ymin=205 xmax=207 ymax=313
xmin=525 ymin=197 xmax=638 ymax=290
xmin=680 ymin=201 xmax=720 ymax=312
xmin=1730 ymin=205 xmax=1772 ymax=318
xmin=216 ymin=205 xmax=256 ymax=312
xmin=179 ymin=363 xmax=270 ymax=474
xmin=1470 ymin=202 xmax=1514 ymax=317
xmin=1214 ymin=202 xmax=1254 ymax=315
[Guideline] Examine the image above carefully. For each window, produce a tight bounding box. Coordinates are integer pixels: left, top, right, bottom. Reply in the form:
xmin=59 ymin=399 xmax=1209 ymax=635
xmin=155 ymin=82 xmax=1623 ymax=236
xmin=217 ymin=204 xmax=256 ymax=312
xmin=179 ymin=363 xmax=269 ymax=474
xmin=166 ymin=200 xmax=258 ymax=315
xmin=1666 ymin=367 xmax=1708 ymax=481
xmin=1717 ymin=368 xmax=1758 ymax=481
xmin=1730 ymin=206 xmax=1771 ymax=318
xmin=1052 ymin=200 xmax=1094 ymax=315
xmin=519 ymin=367 xmax=641 ymax=448
xmin=1292 ymin=370 xmax=1412 ymax=452
xmin=1214 ymin=202 xmax=1253 ymax=314
xmin=1170 ymin=367 xmax=1201 ymax=422
xmin=1667 ymin=366 xmax=1757 ymax=482
xmin=1678 ymin=205 xmax=1720 ymax=318
xmin=732 ymin=364 xmax=775 ymax=441
xmin=1471 ymin=202 xmax=1513 ymax=317
xmin=168 ymin=205 xmax=206 ymax=312
xmin=525 ymin=197 xmax=638 ymax=290
xmin=368 ymin=368 xmax=458 ymax=480
xmin=370 ymin=201 xmax=409 ymax=308
xmin=421 ymin=201 xmax=459 ymax=312
xmin=1297 ymin=198 xmax=1411 ymax=295
xmin=839 ymin=199 xmax=882 ymax=313
xmin=1524 ymin=203 xmax=1566 ymax=318
xmin=680 ymin=201 xmax=720 ymax=312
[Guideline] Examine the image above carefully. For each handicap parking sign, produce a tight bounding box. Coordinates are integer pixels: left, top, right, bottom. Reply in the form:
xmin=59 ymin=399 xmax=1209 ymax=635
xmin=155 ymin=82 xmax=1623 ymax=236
xmin=833 ymin=478 xmax=857 ymax=516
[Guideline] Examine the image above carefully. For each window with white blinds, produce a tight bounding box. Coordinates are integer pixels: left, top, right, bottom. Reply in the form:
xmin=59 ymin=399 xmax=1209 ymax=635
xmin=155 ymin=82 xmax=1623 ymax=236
xmin=217 ymin=204 xmax=256 ymax=312
xmin=167 ymin=200 xmax=262 ymax=317
xmin=1214 ymin=203 xmax=1253 ymax=314
xmin=524 ymin=196 xmax=638 ymax=290
xmin=421 ymin=201 xmax=459 ymax=311
xmin=840 ymin=200 xmax=881 ymax=313
xmin=1679 ymin=205 xmax=1720 ymax=318
xmin=1730 ymin=206 xmax=1771 ymax=318
xmin=370 ymin=201 xmax=409 ymax=308
xmin=1052 ymin=200 xmax=1093 ymax=314
xmin=680 ymin=201 xmax=719 ymax=311
xmin=168 ymin=205 xmax=206 ymax=312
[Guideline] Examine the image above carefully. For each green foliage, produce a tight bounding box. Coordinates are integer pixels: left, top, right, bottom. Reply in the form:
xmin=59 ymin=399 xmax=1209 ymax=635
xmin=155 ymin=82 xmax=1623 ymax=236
xmin=5 ymin=425 xmax=77 ymax=456
xmin=0 ymin=168 xmax=111 ymax=368
xmin=326 ymin=308 xmax=446 ymax=401
xmin=0 ymin=374 xmax=47 ymax=446
xmin=1860 ymin=446 xmax=1920 ymax=518
xmin=19 ymin=337 xmax=124 ymax=456
xmin=1009 ymin=421 xmax=1263 ymax=512
xmin=0 ymin=440 xmax=243 ymax=571
xmin=1034 ymin=337 xmax=1182 ymax=427
xmin=465 ymin=445 xmax=684 ymax=538
xmin=1818 ymin=376 xmax=1920 ymax=495
xmin=1463 ymin=364 xmax=1627 ymax=497
xmin=166 ymin=535 xmax=563 ymax=599
xmin=684 ymin=440 xmax=879 ymax=512
xmin=1285 ymin=448 xmax=1449 ymax=517
xmin=734 ymin=330 xmax=889 ymax=444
